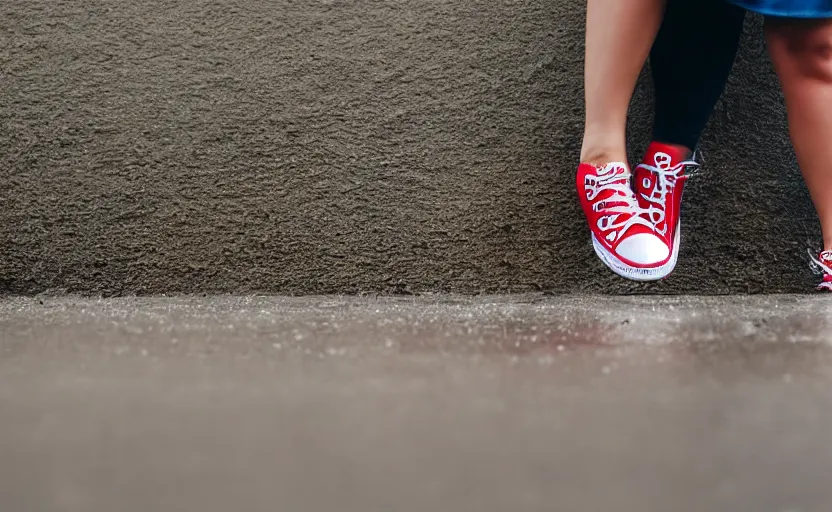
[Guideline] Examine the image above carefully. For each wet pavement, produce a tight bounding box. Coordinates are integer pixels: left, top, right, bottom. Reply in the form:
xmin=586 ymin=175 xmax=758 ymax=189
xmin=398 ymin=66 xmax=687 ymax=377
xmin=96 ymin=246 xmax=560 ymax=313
xmin=2 ymin=294 xmax=832 ymax=512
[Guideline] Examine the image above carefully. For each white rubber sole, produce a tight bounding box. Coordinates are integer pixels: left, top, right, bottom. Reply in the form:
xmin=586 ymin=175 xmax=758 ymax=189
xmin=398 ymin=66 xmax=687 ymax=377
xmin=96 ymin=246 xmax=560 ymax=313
xmin=590 ymin=221 xmax=681 ymax=282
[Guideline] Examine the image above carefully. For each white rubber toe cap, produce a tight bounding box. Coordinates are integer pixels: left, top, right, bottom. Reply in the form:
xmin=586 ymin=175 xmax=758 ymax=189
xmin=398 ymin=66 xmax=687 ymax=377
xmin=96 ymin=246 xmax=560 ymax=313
xmin=615 ymin=233 xmax=669 ymax=265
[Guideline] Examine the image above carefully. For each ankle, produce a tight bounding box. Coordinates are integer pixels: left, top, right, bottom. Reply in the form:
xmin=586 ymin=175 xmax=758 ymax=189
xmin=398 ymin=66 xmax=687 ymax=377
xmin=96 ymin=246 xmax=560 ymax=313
xmin=580 ymin=147 xmax=628 ymax=166
xmin=580 ymin=130 xmax=627 ymax=165
xmin=819 ymin=233 xmax=832 ymax=252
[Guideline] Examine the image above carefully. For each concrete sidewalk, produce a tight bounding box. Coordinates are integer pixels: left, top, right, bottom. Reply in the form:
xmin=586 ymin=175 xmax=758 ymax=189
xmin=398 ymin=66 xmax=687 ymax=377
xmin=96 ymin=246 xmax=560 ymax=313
xmin=2 ymin=295 xmax=832 ymax=511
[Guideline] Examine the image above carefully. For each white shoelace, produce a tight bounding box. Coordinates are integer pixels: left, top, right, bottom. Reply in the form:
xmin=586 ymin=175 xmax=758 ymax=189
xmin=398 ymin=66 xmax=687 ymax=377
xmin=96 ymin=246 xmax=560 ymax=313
xmin=808 ymin=249 xmax=832 ymax=275
xmin=584 ymin=163 xmax=652 ymax=242
xmin=635 ymin=152 xmax=698 ymax=233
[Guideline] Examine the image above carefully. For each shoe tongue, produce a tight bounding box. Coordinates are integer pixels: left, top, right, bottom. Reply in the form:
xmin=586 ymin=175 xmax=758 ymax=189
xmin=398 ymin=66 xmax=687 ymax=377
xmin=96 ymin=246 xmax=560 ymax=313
xmin=605 ymin=161 xmax=631 ymax=180
xmin=643 ymin=142 xmax=691 ymax=171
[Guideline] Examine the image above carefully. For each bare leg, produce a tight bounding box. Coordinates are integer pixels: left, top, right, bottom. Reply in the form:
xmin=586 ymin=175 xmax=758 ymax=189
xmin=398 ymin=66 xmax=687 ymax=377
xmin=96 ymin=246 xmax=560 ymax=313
xmin=766 ymin=17 xmax=832 ymax=250
xmin=581 ymin=0 xmax=666 ymax=164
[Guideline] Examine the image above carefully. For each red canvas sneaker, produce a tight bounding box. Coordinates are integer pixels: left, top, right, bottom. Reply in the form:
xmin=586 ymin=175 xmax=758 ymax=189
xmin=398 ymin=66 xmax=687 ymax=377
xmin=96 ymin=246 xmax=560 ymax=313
xmin=809 ymin=250 xmax=832 ymax=291
xmin=633 ymin=142 xmax=699 ymax=279
xmin=576 ymin=161 xmax=670 ymax=281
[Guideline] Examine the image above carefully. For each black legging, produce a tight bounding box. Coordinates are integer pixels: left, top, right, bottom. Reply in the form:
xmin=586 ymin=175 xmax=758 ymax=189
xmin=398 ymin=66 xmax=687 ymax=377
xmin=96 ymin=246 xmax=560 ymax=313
xmin=650 ymin=0 xmax=747 ymax=150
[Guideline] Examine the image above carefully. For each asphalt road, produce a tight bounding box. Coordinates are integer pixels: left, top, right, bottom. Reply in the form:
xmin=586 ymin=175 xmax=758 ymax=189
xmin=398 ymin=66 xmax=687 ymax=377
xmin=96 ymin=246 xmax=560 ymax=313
xmin=2 ymin=295 xmax=832 ymax=511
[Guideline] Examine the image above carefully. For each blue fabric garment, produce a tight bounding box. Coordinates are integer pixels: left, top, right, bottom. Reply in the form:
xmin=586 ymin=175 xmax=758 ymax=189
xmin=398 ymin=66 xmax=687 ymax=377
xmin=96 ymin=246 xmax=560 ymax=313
xmin=727 ymin=0 xmax=832 ymax=17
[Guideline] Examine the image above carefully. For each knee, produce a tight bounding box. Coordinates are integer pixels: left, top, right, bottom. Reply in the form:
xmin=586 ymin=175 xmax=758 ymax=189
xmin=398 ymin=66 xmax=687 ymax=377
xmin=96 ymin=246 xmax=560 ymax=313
xmin=777 ymin=23 xmax=832 ymax=82
xmin=795 ymin=32 xmax=832 ymax=81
